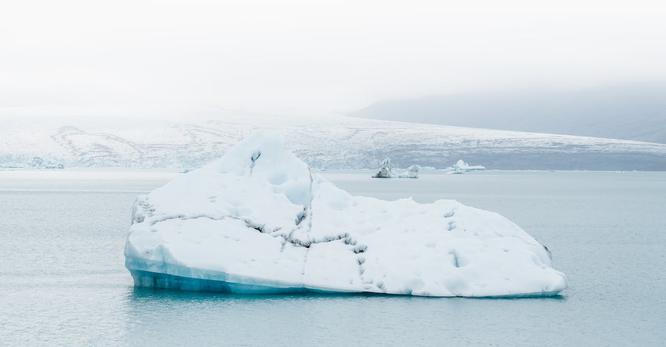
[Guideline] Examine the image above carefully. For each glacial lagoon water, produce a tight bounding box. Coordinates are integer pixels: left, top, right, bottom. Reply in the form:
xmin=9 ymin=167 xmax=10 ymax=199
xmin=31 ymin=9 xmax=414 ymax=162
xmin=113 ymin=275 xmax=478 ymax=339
xmin=1 ymin=170 xmax=665 ymax=346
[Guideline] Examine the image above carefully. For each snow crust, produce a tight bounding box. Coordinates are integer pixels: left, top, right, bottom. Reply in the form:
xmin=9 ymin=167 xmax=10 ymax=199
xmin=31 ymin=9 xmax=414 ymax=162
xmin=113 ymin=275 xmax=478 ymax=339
xmin=125 ymin=133 xmax=567 ymax=297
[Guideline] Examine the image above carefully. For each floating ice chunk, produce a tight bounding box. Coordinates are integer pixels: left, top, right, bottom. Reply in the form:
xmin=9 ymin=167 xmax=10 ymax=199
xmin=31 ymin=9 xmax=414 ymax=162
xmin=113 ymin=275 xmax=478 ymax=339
xmin=402 ymin=165 xmax=420 ymax=178
xmin=372 ymin=158 xmax=393 ymax=178
xmin=451 ymin=159 xmax=486 ymax=174
xmin=124 ymin=133 xmax=567 ymax=297
xmin=372 ymin=159 xmax=419 ymax=179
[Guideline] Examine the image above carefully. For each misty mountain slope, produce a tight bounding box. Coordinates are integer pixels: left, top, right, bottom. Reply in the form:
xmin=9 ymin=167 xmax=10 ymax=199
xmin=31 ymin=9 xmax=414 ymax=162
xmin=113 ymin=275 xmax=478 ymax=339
xmin=2 ymin=115 xmax=666 ymax=170
xmin=352 ymin=84 xmax=666 ymax=144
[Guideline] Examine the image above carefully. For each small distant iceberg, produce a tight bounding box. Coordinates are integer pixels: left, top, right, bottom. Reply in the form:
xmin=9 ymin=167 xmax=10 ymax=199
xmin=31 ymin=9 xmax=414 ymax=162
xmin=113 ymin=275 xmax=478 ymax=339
xmin=450 ymin=159 xmax=485 ymax=174
xmin=403 ymin=165 xmax=420 ymax=178
xmin=372 ymin=158 xmax=419 ymax=179
xmin=372 ymin=158 xmax=394 ymax=178
xmin=124 ymin=133 xmax=566 ymax=297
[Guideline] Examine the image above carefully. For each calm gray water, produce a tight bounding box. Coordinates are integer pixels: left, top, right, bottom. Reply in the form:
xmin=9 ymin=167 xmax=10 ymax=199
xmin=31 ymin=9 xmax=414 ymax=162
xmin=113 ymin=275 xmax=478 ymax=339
xmin=1 ymin=170 xmax=665 ymax=346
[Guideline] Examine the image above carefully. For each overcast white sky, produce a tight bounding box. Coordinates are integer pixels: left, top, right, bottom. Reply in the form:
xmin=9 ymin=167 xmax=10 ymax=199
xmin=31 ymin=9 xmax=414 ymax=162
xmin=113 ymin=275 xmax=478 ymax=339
xmin=1 ymin=0 xmax=665 ymax=118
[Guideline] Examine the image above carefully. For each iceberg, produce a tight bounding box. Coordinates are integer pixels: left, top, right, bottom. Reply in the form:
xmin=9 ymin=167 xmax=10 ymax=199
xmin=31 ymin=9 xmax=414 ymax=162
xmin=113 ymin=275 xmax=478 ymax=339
xmin=372 ymin=158 xmax=394 ymax=178
xmin=124 ymin=133 xmax=567 ymax=297
xmin=372 ymin=159 xmax=419 ymax=179
xmin=403 ymin=164 xmax=420 ymax=178
xmin=451 ymin=159 xmax=485 ymax=174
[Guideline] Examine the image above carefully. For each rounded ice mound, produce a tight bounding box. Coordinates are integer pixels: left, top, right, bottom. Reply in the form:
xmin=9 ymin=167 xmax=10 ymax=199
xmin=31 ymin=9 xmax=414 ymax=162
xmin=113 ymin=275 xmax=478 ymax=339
xmin=125 ymin=133 xmax=567 ymax=297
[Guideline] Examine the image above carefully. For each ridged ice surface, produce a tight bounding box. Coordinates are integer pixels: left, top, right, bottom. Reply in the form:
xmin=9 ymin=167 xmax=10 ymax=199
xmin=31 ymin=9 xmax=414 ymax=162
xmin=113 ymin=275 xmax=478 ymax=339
xmin=124 ymin=133 xmax=567 ymax=297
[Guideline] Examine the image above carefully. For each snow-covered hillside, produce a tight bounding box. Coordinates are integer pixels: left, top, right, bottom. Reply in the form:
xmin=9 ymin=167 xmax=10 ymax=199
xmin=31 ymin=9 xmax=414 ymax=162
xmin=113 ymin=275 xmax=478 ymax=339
xmin=352 ymin=84 xmax=666 ymax=144
xmin=2 ymin=115 xmax=666 ymax=170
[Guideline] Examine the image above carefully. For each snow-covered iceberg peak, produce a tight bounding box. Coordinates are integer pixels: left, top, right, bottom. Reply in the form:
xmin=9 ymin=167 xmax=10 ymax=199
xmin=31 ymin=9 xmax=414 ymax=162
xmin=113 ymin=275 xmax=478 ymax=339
xmin=203 ymin=132 xmax=313 ymax=206
xmin=125 ymin=133 xmax=567 ymax=297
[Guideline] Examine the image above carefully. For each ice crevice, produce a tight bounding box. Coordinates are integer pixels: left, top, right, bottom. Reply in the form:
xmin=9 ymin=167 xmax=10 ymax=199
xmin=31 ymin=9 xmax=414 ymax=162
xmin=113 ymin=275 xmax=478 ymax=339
xmin=249 ymin=150 xmax=261 ymax=174
xmin=124 ymin=133 xmax=567 ymax=297
xmin=146 ymin=212 xmax=355 ymax=250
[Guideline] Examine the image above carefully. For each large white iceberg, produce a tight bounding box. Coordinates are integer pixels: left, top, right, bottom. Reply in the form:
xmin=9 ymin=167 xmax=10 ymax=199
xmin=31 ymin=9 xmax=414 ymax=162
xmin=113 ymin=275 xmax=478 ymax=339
xmin=125 ymin=134 xmax=566 ymax=297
